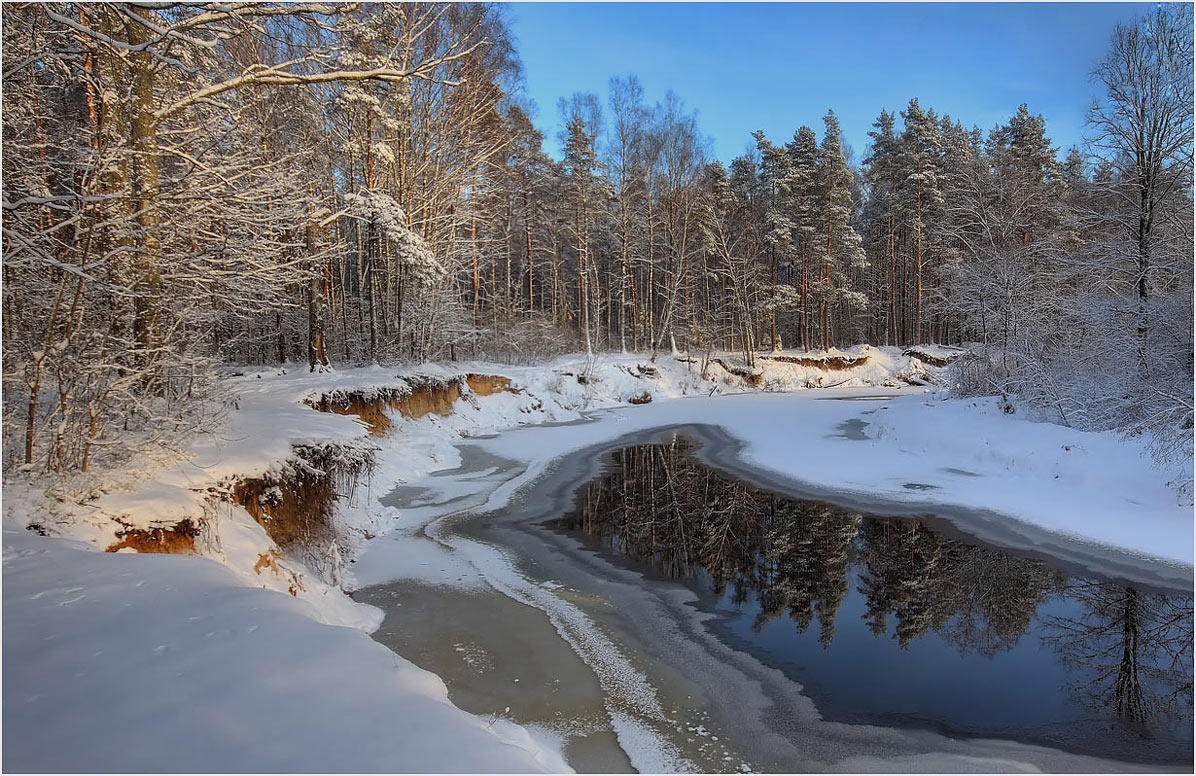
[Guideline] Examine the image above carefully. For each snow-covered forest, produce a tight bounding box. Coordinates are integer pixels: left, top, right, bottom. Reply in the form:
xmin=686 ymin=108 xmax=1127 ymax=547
xmin=3 ymin=2 xmax=1192 ymax=478
xmin=3 ymin=4 xmax=1194 ymax=773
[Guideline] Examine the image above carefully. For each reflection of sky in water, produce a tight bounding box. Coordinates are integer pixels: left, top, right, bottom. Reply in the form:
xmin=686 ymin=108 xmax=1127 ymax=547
xmin=556 ymin=441 xmax=1194 ymax=765
xmin=716 ymin=569 xmax=1076 ymax=730
xmin=710 ymin=572 xmax=1192 ymax=761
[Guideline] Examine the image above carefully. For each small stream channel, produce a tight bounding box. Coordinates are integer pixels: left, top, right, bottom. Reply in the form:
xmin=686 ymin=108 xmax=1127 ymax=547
xmin=354 ymin=426 xmax=1193 ymax=773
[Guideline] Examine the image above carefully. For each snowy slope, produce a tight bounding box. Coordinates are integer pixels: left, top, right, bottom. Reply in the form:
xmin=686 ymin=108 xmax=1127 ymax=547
xmin=1 ymin=528 xmax=569 ymax=773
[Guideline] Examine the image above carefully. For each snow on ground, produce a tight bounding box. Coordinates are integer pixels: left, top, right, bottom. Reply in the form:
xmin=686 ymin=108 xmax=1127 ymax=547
xmin=3 ymin=344 xmax=1191 ymax=773
xmin=2 ymin=347 xmax=927 ymax=773
xmin=864 ymin=394 xmax=1193 ymax=563
xmin=1 ymin=527 xmax=569 ymax=774
xmin=900 ymin=343 xmax=968 ymax=363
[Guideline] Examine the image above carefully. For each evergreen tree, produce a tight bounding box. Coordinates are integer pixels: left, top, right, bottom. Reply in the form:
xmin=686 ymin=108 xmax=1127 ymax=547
xmin=785 ymin=126 xmax=822 ymax=350
xmin=863 ymin=109 xmax=903 ymax=344
xmin=899 ymin=99 xmax=947 ymax=343
xmin=562 ymin=109 xmax=602 ymax=353
xmin=753 ymin=130 xmax=796 ymax=350
xmin=815 ymin=111 xmax=869 ymax=351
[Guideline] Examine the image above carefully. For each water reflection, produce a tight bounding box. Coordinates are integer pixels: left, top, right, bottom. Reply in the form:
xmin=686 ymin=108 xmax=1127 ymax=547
xmin=857 ymin=518 xmax=1060 ymax=654
xmin=1045 ymin=581 xmax=1194 ymax=734
xmin=553 ymin=438 xmax=1193 ymax=754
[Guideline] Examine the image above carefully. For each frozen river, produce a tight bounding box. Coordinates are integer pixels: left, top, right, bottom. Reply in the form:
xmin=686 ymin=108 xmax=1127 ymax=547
xmin=353 ymin=413 xmax=1192 ymax=773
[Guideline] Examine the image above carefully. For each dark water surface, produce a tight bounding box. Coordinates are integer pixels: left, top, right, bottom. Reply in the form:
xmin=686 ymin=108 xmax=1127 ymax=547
xmin=549 ymin=438 xmax=1194 ymax=766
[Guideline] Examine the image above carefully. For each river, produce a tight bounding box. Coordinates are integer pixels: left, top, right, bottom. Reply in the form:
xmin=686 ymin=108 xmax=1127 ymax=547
xmin=353 ymin=420 xmax=1192 ymax=773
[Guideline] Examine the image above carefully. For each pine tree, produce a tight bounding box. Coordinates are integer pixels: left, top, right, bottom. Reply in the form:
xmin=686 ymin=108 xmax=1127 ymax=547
xmin=899 ymin=99 xmax=946 ymax=343
xmin=863 ymin=109 xmax=903 ymax=344
xmin=987 ymin=104 xmax=1063 ymax=245
xmin=785 ymin=126 xmax=822 ymax=350
xmin=815 ymin=111 xmax=868 ymax=351
xmin=562 ymin=110 xmax=602 ymax=353
xmin=753 ymin=131 xmax=795 ymax=350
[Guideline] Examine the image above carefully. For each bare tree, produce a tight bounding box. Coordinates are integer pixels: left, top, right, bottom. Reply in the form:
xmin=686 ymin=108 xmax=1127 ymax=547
xmin=1088 ymin=4 xmax=1194 ymax=381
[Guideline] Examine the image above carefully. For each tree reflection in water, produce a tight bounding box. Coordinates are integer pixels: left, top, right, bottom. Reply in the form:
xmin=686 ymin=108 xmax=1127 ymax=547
xmin=555 ymin=438 xmax=1193 ymax=739
xmin=1044 ymin=581 xmax=1193 ymax=735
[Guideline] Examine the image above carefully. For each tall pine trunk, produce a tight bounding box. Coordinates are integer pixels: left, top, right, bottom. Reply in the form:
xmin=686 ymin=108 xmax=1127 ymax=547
xmin=127 ymin=18 xmax=162 ymax=360
xmin=307 ymin=220 xmax=330 ymax=372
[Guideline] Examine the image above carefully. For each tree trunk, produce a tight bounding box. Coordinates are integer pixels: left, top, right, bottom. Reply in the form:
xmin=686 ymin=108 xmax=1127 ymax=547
xmin=366 ymin=227 xmax=377 ymax=362
xmin=127 ymin=17 xmax=162 ymax=358
xmin=577 ymin=200 xmax=591 ymax=353
xmin=801 ymin=237 xmax=809 ymax=351
xmin=914 ymin=183 xmax=924 ymax=344
xmin=524 ymin=192 xmax=535 ymax=316
xmin=770 ymin=246 xmax=780 ymax=351
xmin=620 ymin=204 xmax=630 ymax=353
xmin=1135 ymin=187 xmax=1151 ymax=379
xmin=647 ymin=196 xmax=656 ymax=349
xmin=307 ymin=221 xmax=330 ymax=372
xmin=472 ymin=214 xmax=481 ymax=328
xmin=888 ymin=211 xmax=897 ymax=346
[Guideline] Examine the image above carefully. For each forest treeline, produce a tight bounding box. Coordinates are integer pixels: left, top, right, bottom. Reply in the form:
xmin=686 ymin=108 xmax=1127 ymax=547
xmin=2 ymin=2 xmax=1191 ymax=473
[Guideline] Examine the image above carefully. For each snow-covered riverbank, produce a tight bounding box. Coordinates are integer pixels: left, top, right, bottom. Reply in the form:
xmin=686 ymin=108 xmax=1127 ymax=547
xmin=1 ymin=526 xmax=571 ymax=773
xmin=4 ymin=348 xmax=1191 ymax=772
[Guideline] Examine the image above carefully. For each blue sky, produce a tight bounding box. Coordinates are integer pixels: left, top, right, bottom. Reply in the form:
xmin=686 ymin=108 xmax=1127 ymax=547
xmin=505 ymin=2 xmax=1151 ymax=164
